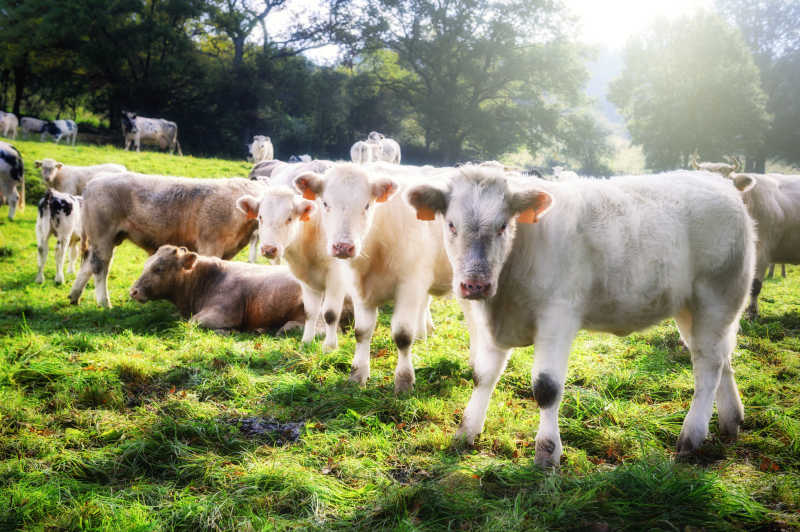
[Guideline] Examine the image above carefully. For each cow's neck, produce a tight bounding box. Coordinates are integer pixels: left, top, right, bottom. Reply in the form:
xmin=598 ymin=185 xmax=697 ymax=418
xmin=173 ymin=258 xmax=225 ymax=316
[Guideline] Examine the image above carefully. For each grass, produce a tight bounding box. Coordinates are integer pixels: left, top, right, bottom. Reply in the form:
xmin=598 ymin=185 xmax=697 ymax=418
xmin=1 ymin=140 xmax=799 ymax=530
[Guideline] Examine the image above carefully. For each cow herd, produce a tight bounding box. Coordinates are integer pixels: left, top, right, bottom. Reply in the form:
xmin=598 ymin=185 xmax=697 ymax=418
xmin=1 ymin=122 xmax=799 ymax=467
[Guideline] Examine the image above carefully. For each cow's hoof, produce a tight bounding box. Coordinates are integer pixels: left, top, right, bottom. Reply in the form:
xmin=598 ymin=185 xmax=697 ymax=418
xmin=453 ymin=426 xmax=477 ymax=448
xmin=35 ymin=276 xmax=44 ymax=284
xmin=54 ymin=278 xmax=64 ymax=285
xmin=394 ymin=371 xmax=415 ymax=394
xmin=68 ymin=295 xmax=80 ymax=305
xmin=348 ymin=366 xmax=368 ymax=386
xmin=322 ymin=340 xmax=338 ymax=353
xmin=533 ymin=438 xmax=561 ymax=468
xmin=676 ymin=428 xmax=706 ymax=456
xmin=719 ymin=412 xmax=744 ymax=442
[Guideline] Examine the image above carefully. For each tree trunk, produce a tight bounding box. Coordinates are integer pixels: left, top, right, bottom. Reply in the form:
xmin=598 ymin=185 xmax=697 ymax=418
xmin=746 ymin=155 xmax=766 ymax=173
xmin=12 ymin=57 xmax=28 ymax=116
xmin=0 ymin=69 xmax=9 ymax=111
xmin=109 ymin=93 xmax=122 ymax=142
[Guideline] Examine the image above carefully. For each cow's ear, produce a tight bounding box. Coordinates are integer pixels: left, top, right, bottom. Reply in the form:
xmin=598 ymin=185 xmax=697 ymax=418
xmin=293 ymin=198 xmax=316 ymax=222
xmin=510 ymin=187 xmax=553 ymax=224
xmin=56 ymin=162 xmax=63 ymax=169
xmin=294 ymin=172 xmax=325 ymax=201
xmin=732 ymin=174 xmax=756 ymax=193
xmin=236 ymin=194 xmax=261 ymax=219
xmin=370 ymin=177 xmax=398 ymax=203
xmin=181 ymin=251 xmax=198 ymax=270
xmin=35 ymin=160 xmax=42 ymax=168
xmin=406 ymin=184 xmax=448 ymax=221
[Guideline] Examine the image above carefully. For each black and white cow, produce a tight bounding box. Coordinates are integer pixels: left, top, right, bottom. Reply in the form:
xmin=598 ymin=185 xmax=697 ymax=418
xmin=121 ymin=111 xmax=182 ymax=155
xmin=0 ymin=140 xmax=24 ymax=220
xmin=36 ymin=189 xmax=83 ymax=284
xmin=20 ymin=117 xmax=48 ymax=139
xmin=41 ymin=120 xmax=78 ymax=145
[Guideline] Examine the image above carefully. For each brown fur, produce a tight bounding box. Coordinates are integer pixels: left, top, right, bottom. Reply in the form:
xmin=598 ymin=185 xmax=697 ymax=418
xmin=130 ymin=245 xmax=305 ymax=332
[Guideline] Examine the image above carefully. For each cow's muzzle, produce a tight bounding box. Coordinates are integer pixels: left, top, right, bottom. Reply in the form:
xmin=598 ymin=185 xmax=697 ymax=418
xmin=129 ymin=286 xmax=147 ymax=302
xmin=331 ymin=241 xmax=356 ymax=259
xmin=261 ymin=244 xmax=278 ymax=259
xmin=460 ymin=278 xmax=492 ymax=299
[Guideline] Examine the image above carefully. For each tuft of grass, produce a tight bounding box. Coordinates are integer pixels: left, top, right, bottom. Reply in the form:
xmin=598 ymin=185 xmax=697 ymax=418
xmin=1 ymin=143 xmax=798 ymax=530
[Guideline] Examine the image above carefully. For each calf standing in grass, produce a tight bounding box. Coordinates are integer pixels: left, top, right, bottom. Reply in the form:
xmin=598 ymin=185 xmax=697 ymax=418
xmin=406 ymin=167 xmax=755 ymax=466
xmin=41 ymin=120 xmax=78 ymax=145
xmin=121 ymin=111 xmax=182 ymax=155
xmin=294 ymin=163 xmax=451 ymax=392
xmin=36 ymin=158 xmax=126 ymax=195
xmin=0 ymin=140 xmax=24 ymax=220
xmin=0 ymin=111 xmax=18 ymax=139
xmin=130 ymin=245 xmax=305 ymax=333
xmin=237 ymin=185 xmax=351 ymax=351
xmin=727 ymin=172 xmax=800 ymax=318
xmin=36 ymin=190 xmax=82 ymax=284
xmin=69 ymin=172 xmax=264 ymax=308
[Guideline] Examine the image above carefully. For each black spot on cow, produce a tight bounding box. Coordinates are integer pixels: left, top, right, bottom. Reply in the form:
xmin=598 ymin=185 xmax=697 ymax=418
xmin=393 ymin=329 xmax=412 ymax=350
xmin=750 ymin=278 xmax=763 ymax=299
xmin=0 ymin=148 xmax=23 ymax=181
xmin=533 ymin=373 xmax=560 ymax=408
xmin=90 ymin=253 xmax=105 ymax=274
xmin=354 ymin=328 xmax=367 ymax=343
xmin=37 ymin=190 xmax=74 ymax=222
xmin=324 ymin=310 xmax=336 ymax=325
xmin=44 ymin=122 xmax=61 ymax=136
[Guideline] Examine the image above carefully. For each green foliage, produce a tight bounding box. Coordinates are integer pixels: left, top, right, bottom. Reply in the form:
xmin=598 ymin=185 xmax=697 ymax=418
xmin=1 ymin=146 xmax=799 ymax=529
xmin=609 ymin=11 xmax=771 ymax=171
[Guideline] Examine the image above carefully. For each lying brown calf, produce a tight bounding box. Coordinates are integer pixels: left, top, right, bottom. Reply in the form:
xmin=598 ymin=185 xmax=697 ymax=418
xmin=130 ymin=245 xmax=306 ymax=333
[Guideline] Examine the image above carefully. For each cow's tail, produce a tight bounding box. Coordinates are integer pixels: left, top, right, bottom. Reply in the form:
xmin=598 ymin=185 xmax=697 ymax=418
xmin=6 ymin=147 xmax=25 ymax=211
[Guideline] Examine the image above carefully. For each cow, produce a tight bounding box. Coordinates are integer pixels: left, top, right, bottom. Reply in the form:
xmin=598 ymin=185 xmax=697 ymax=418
xmin=350 ymin=140 xmax=380 ymax=164
xmin=121 ymin=111 xmax=182 ymax=155
xmin=236 ymin=185 xmax=351 ymax=351
xmin=68 ymin=172 xmax=264 ymax=308
xmin=727 ymin=172 xmax=800 ymax=318
xmin=35 ymin=189 xmax=83 ymax=285
xmin=0 ymin=111 xmax=18 ymax=139
xmin=288 ymin=154 xmax=312 ymax=163
xmin=246 ymin=159 xmax=334 ymax=263
xmin=690 ymin=153 xmax=741 ymax=177
xmin=405 ymin=167 xmax=755 ymax=466
xmin=367 ymin=131 xmax=402 ymax=164
xmin=35 ymin=159 xmax=126 ymax=195
xmin=130 ymin=245 xmax=306 ymax=333
xmin=247 ymin=135 xmax=274 ymax=163
xmin=20 ymin=117 xmax=48 ymax=138
xmin=248 ymin=160 xmax=290 ymax=182
xmin=0 ymin=141 xmax=24 ymax=220
xmin=41 ymin=120 xmax=78 ymax=145
xmin=293 ymin=162 xmax=451 ymax=393
xmin=551 ymin=166 xmax=579 ymax=181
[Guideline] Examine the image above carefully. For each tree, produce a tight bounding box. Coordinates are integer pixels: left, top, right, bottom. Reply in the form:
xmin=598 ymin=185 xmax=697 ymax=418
xmin=717 ymin=0 xmax=800 ymax=170
xmin=609 ymin=12 xmax=771 ymax=171
xmin=355 ymin=0 xmax=592 ymax=163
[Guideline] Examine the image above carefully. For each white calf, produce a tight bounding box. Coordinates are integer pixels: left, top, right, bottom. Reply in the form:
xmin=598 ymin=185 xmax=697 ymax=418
xmin=36 ymin=189 xmax=83 ymax=284
xmin=0 ymin=141 xmax=24 ymax=220
xmin=35 ymin=159 xmax=127 ymax=195
xmin=0 ymin=111 xmax=18 ymax=139
xmin=248 ymin=135 xmax=274 ymax=163
xmin=294 ymin=163 xmax=451 ymax=393
xmin=406 ymin=168 xmax=755 ymax=466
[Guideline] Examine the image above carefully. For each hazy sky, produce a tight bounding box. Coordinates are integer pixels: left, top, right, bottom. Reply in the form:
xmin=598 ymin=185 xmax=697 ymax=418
xmin=265 ymin=0 xmax=716 ymax=62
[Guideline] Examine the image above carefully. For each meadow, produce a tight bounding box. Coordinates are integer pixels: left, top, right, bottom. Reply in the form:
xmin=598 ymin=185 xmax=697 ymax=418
xmin=0 ymin=140 xmax=799 ymax=530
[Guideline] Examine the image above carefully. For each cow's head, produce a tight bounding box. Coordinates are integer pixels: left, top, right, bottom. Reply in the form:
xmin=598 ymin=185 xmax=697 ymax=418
xmin=129 ymin=245 xmax=198 ymax=303
xmin=294 ymin=163 xmax=398 ymax=259
xmin=121 ymin=111 xmax=137 ymax=132
xmin=35 ymin=158 xmax=63 ymax=184
xmin=248 ymin=135 xmax=271 ymax=162
xmin=367 ymin=131 xmax=384 ymax=142
xmin=405 ymin=167 xmax=553 ymax=300
xmin=236 ymin=187 xmax=315 ymax=260
xmin=727 ymin=172 xmax=757 ymax=202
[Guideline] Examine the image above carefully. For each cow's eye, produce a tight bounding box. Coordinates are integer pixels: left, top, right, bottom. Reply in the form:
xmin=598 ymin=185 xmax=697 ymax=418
xmin=323 ymin=201 xmax=329 ymax=208
xmin=286 ymin=217 xmax=292 ymax=224
xmin=498 ymin=223 xmax=507 ymax=235
xmin=448 ymin=221 xmax=457 ymax=235
xmin=365 ymin=202 xmax=370 ymax=210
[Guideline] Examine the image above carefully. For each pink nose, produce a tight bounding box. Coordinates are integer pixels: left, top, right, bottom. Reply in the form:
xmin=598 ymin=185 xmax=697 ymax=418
xmin=460 ymin=279 xmax=491 ymax=299
xmin=261 ymin=244 xmax=278 ymax=258
xmin=332 ymin=242 xmax=355 ymax=258
xmin=129 ymin=287 xmax=140 ymax=300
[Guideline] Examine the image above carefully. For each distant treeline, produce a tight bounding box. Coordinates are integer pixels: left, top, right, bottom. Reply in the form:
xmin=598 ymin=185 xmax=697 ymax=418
xmin=1 ymin=0 xmax=799 ymax=172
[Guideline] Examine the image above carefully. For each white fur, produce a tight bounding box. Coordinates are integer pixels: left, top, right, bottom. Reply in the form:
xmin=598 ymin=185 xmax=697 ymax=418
xmin=406 ymin=168 xmax=755 ymax=465
xmin=0 ymin=111 xmax=18 ymax=139
xmin=36 ymin=191 xmax=83 ymax=284
xmin=248 ymin=135 xmax=274 ymax=163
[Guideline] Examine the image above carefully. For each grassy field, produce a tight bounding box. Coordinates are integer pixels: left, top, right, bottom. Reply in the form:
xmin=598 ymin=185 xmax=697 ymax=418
xmin=1 ymin=140 xmax=799 ymax=531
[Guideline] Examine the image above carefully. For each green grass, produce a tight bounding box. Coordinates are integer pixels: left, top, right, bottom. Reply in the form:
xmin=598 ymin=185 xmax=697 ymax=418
xmin=1 ymin=141 xmax=799 ymax=530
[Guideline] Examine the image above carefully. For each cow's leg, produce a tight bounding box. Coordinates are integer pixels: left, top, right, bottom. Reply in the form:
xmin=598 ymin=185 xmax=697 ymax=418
xmin=454 ymin=336 xmax=511 ymax=445
xmin=300 ymin=282 xmax=323 ymax=344
xmin=92 ymin=246 xmax=115 ymax=308
xmin=35 ymin=218 xmax=49 ymax=284
xmin=67 ymin=238 xmax=79 ymax=275
xmin=191 ymin=307 xmax=240 ymax=333
xmin=415 ymin=296 xmax=434 ymax=339
xmin=391 ymin=283 xmax=429 ymax=393
xmin=746 ymin=260 xmax=769 ymax=319
xmin=767 ymin=264 xmax=775 ymax=278
xmin=53 ymin=237 xmax=68 ymax=284
xmin=530 ymin=314 xmax=579 ymax=467
xmin=247 ymin=232 xmax=259 ymax=263
xmin=781 ymin=264 xmax=786 ymax=278
xmin=6 ymin=188 xmax=18 ymax=221
xmin=136 ymin=134 xmax=141 ymax=152
xmin=320 ymin=269 xmax=347 ymax=352
xmin=69 ymin=246 xmax=96 ymax=304
xmin=349 ymin=301 xmax=378 ymax=385
xmin=72 ymin=131 xmax=77 ymax=146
